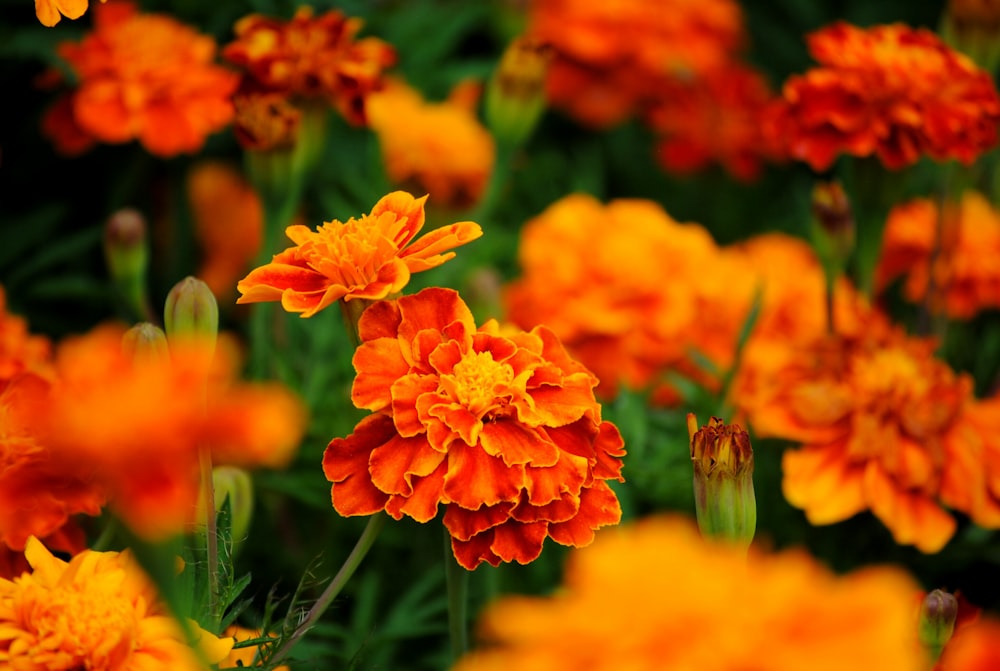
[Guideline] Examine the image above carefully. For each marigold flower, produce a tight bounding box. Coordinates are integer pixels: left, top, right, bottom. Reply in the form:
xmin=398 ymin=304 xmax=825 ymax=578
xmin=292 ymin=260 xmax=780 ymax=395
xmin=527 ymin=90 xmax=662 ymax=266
xmin=766 ymin=22 xmax=1000 ymax=171
xmin=0 ymin=286 xmax=51 ymax=382
xmin=34 ymin=0 xmax=104 ymax=27
xmin=454 ymin=515 xmax=925 ymax=671
xmin=35 ymin=325 xmax=306 ymax=540
xmin=878 ymin=191 xmax=1000 ymax=319
xmin=41 ymin=2 xmax=238 ymax=157
xmin=736 ymin=314 xmax=975 ymax=553
xmin=237 ymin=191 xmax=483 ymax=318
xmin=222 ymin=6 xmax=396 ymax=126
xmin=367 ymin=79 xmax=496 ymax=209
xmin=938 ymin=618 xmax=1000 ymax=671
xmin=528 ymin=0 xmax=746 ymax=127
xmin=0 ymin=537 xmax=233 ymax=670
xmin=323 ymin=287 xmax=625 ymax=570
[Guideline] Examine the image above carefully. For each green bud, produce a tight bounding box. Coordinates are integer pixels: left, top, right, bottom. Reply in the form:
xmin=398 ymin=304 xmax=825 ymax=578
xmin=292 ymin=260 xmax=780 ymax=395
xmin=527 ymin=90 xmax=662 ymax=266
xmin=104 ymin=208 xmax=153 ymax=322
xmin=164 ymin=276 xmax=219 ymax=348
xmin=197 ymin=466 xmax=255 ymax=544
xmin=121 ymin=322 xmax=169 ymax=364
xmin=919 ymin=589 xmax=959 ymax=662
xmin=485 ymin=37 xmax=552 ymax=147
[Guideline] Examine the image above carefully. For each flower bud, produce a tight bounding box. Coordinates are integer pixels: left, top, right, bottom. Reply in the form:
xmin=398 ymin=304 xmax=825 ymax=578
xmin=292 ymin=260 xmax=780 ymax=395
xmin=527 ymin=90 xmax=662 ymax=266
xmin=941 ymin=0 xmax=1000 ymax=73
xmin=164 ymin=276 xmax=219 ymax=348
xmin=688 ymin=413 xmax=756 ymax=552
xmin=121 ymin=322 xmax=169 ymax=364
xmin=485 ymin=36 xmax=553 ymax=147
xmin=919 ymin=589 xmax=959 ymax=661
xmin=104 ymin=208 xmax=153 ymax=321
xmin=195 ymin=466 xmax=255 ymax=544
xmin=810 ymin=180 xmax=855 ymax=273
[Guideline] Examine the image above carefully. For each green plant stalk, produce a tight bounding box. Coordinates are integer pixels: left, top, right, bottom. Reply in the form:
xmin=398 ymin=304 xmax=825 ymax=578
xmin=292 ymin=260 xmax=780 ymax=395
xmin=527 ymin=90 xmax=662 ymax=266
xmin=445 ymin=529 xmax=469 ymax=661
xmin=268 ymin=513 xmax=386 ymax=666
xmin=199 ymin=445 xmax=219 ymax=630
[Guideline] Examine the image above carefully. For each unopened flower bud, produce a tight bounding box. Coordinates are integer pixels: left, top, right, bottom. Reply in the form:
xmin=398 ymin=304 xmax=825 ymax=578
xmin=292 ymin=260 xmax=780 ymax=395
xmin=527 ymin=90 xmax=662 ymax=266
xmin=485 ymin=36 xmax=553 ymax=147
xmin=919 ymin=589 xmax=960 ymax=661
xmin=122 ymin=322 xmax=169 ymax=364
xmin=811 ymin=180 xmax=855 ymax=271
xmin=688 ymin=413 xmax=756 ymax=553
xmin=164 ymin=276 xmax=219 ymax=348
xmin=104 ymin=208 xmax=153 ymax=321
xmin=195 ymin=466 xmax=255 ymax=544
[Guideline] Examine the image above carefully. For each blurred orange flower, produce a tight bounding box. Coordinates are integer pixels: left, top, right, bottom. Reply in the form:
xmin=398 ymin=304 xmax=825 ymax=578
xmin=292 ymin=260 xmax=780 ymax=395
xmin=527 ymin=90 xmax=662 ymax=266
xmin=221 ymin=626 xmax=287 ymax=670
xmin=454 ymin=515 xmax=925 ymax=671
xmin=41 ymin=2 xmax=238 ymax=157
xmin=938 ymin=618 xmax=1000 ymax=671
xmin=222 ymin=6 xmax=395 ymax=126
xmin=187 ymin=161 xmax=264 ymax=301
xmin=36 ymin=325 xmax=306 ymax=540
xmin=0 ymin=537 xmax=233 ymax=670
xmin=237 ymin=191 xmax=482 ymax=318
xmin=528 ymin=0 xmax=745 ymax=127
xmin=737 ymin=314 xmax=975 ymax=553
xmin=324 ymin=287 xmax=625 ymax=570
xmin=878 ymin=191 xmax=1000 ymax=319
xmin=766 ymin=22 xmax=1000 ymax=171
xmin=0 ymin=286 xmax=51 ymax=383
xmin=367 ymin=79 xmax=495 ymax=209
xmin=35 ymin=0 xmax=104 ymax=27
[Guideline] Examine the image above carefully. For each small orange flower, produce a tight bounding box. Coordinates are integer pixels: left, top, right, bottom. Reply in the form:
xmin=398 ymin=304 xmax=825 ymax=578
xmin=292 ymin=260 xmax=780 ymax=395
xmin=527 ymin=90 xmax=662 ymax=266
xmin=36 ymin=325 xmax=306 ymax=540
xmin=237 ymin=191 xmax=483 ymax=318
xmin=34 ymin=0 xmax=104 ymax=27
xmin=766 ymin=22 xmax=1000 ymax=171
xmin=454 ymin=515 xmax=925 ymax=671
xmin=323 ymin=287 xmax=625 ymax=570
xmin=367 ymin=79 xmax=496 ymax=209
xmin=0 ymin=537 xmax=233 ymax=670
xmin=878 ymin=191 xmax=1000 ymax=319
xmin=187 ymin=161 xmax=264 ymax=301
xmin=736 ymin=313 xmax=975 ymax=553
xmin=528 ymin=0 xmax=745 ymax=127
xmin=41 ymin=2 xmax=238 ymax=157
xmin=222 ymin=6 xmax=396 ymax=126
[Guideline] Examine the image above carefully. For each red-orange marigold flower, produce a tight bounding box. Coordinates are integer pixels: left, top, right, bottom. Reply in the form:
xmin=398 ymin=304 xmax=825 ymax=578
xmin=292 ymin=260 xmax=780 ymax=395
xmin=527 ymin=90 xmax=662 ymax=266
xmin=736 ymin=314 xmax=975 ymax=553
xmin=938 ymin=618 xmax=1000 ymax=671
xmin=222 ymin=6 xmax=396 ymax=126
xmin=766 ymin=22 xmax=1000 ymax=171
xmin=0 ymin=538 xmax=233 ymax=670
xmin=41 ymin=2 xmax=238 ymax=157
xmin=237 ymin=191 xmax=483 ymax=318
xmin=34 ymin=0 xmax=105 ymax=27
xmin=323 ymin=287 xmax=625 ymax=570
xmin=0 ymin=286 xmax=51 ymax=383
xmin=878 ymin=191 xmax=1000 ymax=319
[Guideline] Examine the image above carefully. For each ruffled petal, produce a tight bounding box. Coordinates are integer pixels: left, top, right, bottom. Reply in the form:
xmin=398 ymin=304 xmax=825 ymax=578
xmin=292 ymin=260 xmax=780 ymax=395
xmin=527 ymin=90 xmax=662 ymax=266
xmin=323 ymin=415 xmax=392 ymax=516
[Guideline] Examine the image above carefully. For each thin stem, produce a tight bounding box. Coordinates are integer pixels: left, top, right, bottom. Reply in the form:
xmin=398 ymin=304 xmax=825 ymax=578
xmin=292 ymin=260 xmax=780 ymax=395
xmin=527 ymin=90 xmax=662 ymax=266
xmin=268 ymin=514 xmax=386 ymax=666
xmin=199 ymin=446 xmax=219 ymax=628
xmin=444 ymin=529 xmax=469 ymax=662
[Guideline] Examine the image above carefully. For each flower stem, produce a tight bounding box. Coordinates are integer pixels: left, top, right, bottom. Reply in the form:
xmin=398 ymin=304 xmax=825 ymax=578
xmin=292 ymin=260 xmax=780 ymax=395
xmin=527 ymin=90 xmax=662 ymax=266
xmin=199 ymin=445 xmax=219 ymax=629
xmin=444 ymin=529 xmax=469 ymax=662
xmin=268 ymin=514 xmax=386 ymax=666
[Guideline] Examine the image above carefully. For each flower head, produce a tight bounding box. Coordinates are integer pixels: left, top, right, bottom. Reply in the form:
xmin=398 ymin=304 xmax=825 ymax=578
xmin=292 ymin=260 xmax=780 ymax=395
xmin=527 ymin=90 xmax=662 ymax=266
xmin=0 ymin=286 xmax=51 ymax=383
xmin=766 ymin=22 xmax=1000 ymax=171
xmin=41 ymin=2 xmax=238 ymax=157
xmin=0 ymin=537 xmax=233 ymax=670
xmin=237 ymin=191 xmax=483 ymax=318
xmin=688 ymin=414 xmax=756 ymax=549
xmin=323 ymin=287 xmax=625 ymax=570
xmin=34 ymin=0 xmax=104 ymax=27
xmin=454 ymin=515 xmax=925 ymax=671
xmin=222 ymin=6 xmax=395 ymax=126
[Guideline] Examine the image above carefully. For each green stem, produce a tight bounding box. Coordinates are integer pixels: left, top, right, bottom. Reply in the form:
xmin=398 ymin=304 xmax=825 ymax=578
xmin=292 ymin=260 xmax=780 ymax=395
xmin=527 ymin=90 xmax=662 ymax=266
xmin=90 ymin=516 xmax=119 ymax=552
xmin=199 ymin=446 xmax=219 ymax=629
xmin=268 ymin=514 xmax=386 ymax=666
xmin=444 ymin=529 xmax=469 ymax=662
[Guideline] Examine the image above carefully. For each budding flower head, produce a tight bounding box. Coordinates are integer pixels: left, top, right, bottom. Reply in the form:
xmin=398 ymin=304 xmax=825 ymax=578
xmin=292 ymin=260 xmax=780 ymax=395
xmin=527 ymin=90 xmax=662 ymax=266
xmin=810 ymin=180 xmax=855 ymax=273
xmin=164 ymin=276 xmax=219 ymax=349
xmin=104 ymin=208 xmax=152 ymax=321
xmin=919 ymin=589 xmax=960 ymax=661
xmin=195 ymin=466 xmax=254 ymax=544
xmin=485 ymin=36 xmax=553 ymax=147
xmin=122 ymin=322 xmax=169 ymax=364
xmin=687 ymin=413 xmax=756 ymax=552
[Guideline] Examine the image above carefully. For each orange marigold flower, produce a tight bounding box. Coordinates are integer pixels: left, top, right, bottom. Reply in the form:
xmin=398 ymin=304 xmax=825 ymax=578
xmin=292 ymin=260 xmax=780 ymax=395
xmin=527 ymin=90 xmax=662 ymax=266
xmin=187 ymin=161 xmax=264 ymax=302
xmin=938 ymin=618 xmax=1000 ymax=671
xmin=878 ymin=191 xmax=1000 ymax=319
xmin=0 ymin=537 xmax=233 ymax=670
xmin=37 ymin=325 xmax=306 ymax=540
xmin=736 ymin=313 xmax=975 ymax=553
xmin=41 ymin=2 xmax=238 ymax=158
xmin=367 ymin=79 xmax=496 ymax=209
xmin=222 ymin=6 xmax=396 ymax=126
xmin=528 ymin=0 xmax=745 ymax=127
xmin=237 ymin=191 xmax=483 ymax=318
xmin=323 ymin=287 xmax=625 ymax=570
xmin=0 ymin=286 xmax=51 ymax=383
xmin=766 ymin=21 xmax=1000 ymax=171
xmin=454 ymin=515 xmax=925 ymax=671
xmin=34 ymin=0 xmax=104 ymax=27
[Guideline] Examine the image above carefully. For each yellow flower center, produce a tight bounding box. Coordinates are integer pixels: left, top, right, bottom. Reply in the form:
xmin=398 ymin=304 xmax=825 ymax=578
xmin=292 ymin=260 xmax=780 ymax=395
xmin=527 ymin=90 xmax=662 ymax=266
xmin=302 ymin=214 xmax=403 ymax=285
xmin=442 ymin=351 xmax=515 ymax=419
xmin=854 ymin=348 xmax=927 ymax=407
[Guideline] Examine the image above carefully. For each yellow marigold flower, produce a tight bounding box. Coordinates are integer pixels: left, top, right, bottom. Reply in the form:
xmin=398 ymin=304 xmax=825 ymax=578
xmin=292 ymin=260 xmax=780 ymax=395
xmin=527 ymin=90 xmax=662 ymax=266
xmin=324 ymin=287 xmax=625 ymax=570
xmin=0 ymin=538 xmax=233 ymax=669
xmin=34 ymin=0 xmax=104 ymax=27
xmin=237 ymin=191 xmax=483 ymax=318
xmin=454 ymin=515 xmax=925 ymax=671
xmin=878 ymin=191 xmax=1000 ymax=319
xmin=41 ymin=2 xmax=238 ymax=157
xmin=368 ymin=79 xmax=496 ymax=209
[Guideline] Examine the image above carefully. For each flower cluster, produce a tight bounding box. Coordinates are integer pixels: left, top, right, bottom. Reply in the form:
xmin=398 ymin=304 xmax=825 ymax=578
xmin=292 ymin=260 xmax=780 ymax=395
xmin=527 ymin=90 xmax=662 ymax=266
xmin=41 ymin=2 xmax=238 ymax=157
xmin=324 ymin=287 xmax=625 ymax=569
xmin=766 ymin=22 xmax=1000 ymax=170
